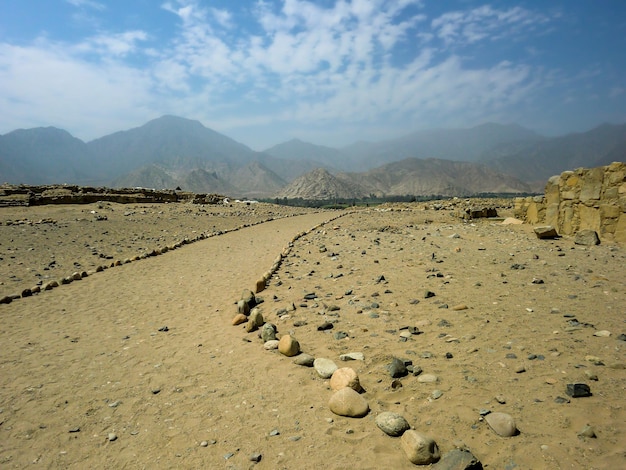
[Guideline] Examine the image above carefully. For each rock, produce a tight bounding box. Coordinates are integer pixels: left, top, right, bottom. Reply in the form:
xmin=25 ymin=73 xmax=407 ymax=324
xmin=317 ymin=321 xmax=334 ymax=331
xmin=534 ymin=225 xmax=559 ymax=239
xmin=245 ymin=308 xmax=264 ymax=332
xmin=255 ymin=277 xmax=266 ymax=293
xmin=575 ymin=229 xmax=600 ymax=246
xmin=261 ymin=322 xmax=277 ymax=342
xmin=340 ymin=352 xmax=365 ymax=361
xmin=578 ymin=425 xmax=597 ymax=438
xmin=431 ymin=390 xmax=443 ymax=400
xmin=566 ymin=383 xmax=591 ymax=397
xmin=501 ymin=217 xmax=523 ymax=225
xmin=485 ymin=412 xmax=518 ymax=437
xmin=249 ymin=452 xmax=262 ymax=462
xmin=424 ymin=290 xmax=436 ymax=299
xmin=375 ymin=411 xmax=410 ymax=437
xmin=241 ymin=289 xmax=256 ymax=308
xmin=328 ymin=387 xmax=369 ymax=418
xmin=452 ymin=304 xmax=468 ymax=311
xmin=293 ymin=353 xmax=315 ymax=367
xmin=388 ymin=357 xmax=408 ymax=378
xmin=232 ymin=313 xmax=247 ymax=326
xmin=107 ymin=433 xmax=118 ymax=442
xmin=417 ymin=374 xmax=439 ymax=383
xmin=278 ymin=335 xmax=300 ymax=357
xmin=330 ymin=368 xmax=363 ymax=392
xmin=593 ymin=330 xmax=611 ymax=337
xmin=401 ymin=430 xmax=440 ymax=465
xmin=433 ymin=449 xmax=482 ymax=470
xmin=314 ymin=358 xmax=338 ymax=378
xmin=263 ymin=340 xmax=279 ymax=350
xmin=237 ymin=299 xmax=250 ymax=315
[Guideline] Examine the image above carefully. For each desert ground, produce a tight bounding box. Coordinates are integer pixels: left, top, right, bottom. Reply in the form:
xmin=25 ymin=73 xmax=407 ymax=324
xmin=0 ymin=199 xmax=625 ymax=469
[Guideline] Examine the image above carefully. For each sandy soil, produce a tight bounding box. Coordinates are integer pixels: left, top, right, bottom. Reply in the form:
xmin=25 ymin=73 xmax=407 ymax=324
xmin=0 ymin=200 xmax=625 ymax=469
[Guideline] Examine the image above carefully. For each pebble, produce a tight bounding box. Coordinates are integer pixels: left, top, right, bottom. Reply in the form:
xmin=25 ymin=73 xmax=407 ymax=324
xmin=263 ymin=340 xmax=279 ymax=350
xmin=401 ymin=430 xmax=440 ymax=465
xmin=417 ymin=374 xmax=438 ymax=383
xmin=328 ymin=387 xmax=369 ymax=418
xmin=340 ymin=352 xmax=364 ymax=361
xmin=485 ymin=412 xmax=518 ymax=437
xmin=388 ymin=357 xmax=408 ymax=378
xmin=452 ymin=304 xmax=468 ymax=311
xmin=593 ymin=330 xmax=611 ymax=337
xmin=375 ymin=411 xmax=411 ymax=437
xmin=431 ymin=390 xmax=443 ymax=400
xmin=566 ymin=383 xmax=591 ymax=398
xmin=330 ymin=368 xmax=363 ymax=392
xmin=495 ymin=395 xmax=506 ymax=404
xmin=261 ymin=323 xmax=277 ymax=342
xmin=314 ymin=358 xmax=338 ymax=378
xmin=515 ymin=365 xmax=526 ymax=373
xmin=107 ymin=433 xmax=117 ymax=442
xmin=200 ymin=441 xmax=208 ymax=447
xmin=249 ymin=452 xmax=262 ymax=462
xmin=578 ymin=425 xmax=597 ymax=438
xmin=293 ymin=353 xmax=315 ymax=367
xmin=278 ymin=335 xmax=300 ymax=357
xmin=434 ymin=449 xmax=482 ymax=470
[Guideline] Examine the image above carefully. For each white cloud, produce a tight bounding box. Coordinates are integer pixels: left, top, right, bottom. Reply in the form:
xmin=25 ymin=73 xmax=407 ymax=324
xmin=0 ymin=0 xmax=576 ymax=148
xmin=431 ymin=5 xmax=551 ymax=46
xmin=65 ymin=0 xmax=105 ymax=10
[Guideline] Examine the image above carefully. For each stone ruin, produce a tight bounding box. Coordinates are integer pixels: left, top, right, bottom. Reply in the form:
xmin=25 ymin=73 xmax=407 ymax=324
xmin=514 ymin=161 xmax=626 ymax=243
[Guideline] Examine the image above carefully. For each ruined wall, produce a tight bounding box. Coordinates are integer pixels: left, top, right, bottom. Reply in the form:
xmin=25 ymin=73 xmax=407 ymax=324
xmin=514 ymin=162 xmax=626 ymax=243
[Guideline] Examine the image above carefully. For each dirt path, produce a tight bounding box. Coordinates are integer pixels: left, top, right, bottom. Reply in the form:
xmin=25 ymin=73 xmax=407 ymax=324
xmin=0 ymin=212 xmax=344 ymax=469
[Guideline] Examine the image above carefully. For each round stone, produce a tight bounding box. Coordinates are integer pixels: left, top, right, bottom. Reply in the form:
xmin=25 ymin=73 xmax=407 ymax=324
xmin=417 ymin=373 xmax=439 ymax=383
xmin=314 ymin=358 xmax=338 ymax=379
xmin=485 ymin=412 xmax=518 ymax=437
xmin=263 ymin=340 xmax=279 ymax=350
xmin=328 ymin=387 xmax=369 ymax=418
xmin=293 ymin=353 xmax=315 ymax=367
xmin=401 ymin=430 xmax=440 ymax=465
xmin=375 ymin=411 xmax=410 ymax=437
xmin=278 ymin=335 xmax=300 ymax=357
xmin=330 ymin=367 xmax=362 ymax=392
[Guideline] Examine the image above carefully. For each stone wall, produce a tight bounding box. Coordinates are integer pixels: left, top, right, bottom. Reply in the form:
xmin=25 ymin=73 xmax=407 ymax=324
xmin=514 ymin=162 xmax=626 ymax=243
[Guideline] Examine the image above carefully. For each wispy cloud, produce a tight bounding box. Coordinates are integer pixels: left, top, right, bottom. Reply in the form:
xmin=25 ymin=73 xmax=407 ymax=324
xmin=65 ymin=0 xmax=105 ymax=10
xmin=430 ymin=5 xmax=551 ymax=46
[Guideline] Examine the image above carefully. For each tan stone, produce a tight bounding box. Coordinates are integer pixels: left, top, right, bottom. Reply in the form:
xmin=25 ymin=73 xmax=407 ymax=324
xmin=328 ymin=387 xmax=369 ymax=418
xmin=579 ymin=205 xmax=601 ymax=233
xmin=330 ymin=367 xmax=363 ymax=392
xmin=401 ymin=430 xmax=440 ymax=465
xmin=580 ymin=167 xmax=604 ymax=202
xmin=278 ymin=334 xmax=300 ymax=357
xmin=232 ymin=314 xmax=247 ymax=326
xmin=600 ymin=204 xmax=621 ymax=219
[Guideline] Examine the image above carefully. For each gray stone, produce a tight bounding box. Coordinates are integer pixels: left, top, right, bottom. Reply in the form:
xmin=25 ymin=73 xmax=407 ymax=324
xmin=401 ymin=430 xmax=440 ymax=465
xmin=485 ymin=412 xmax=518 ymax=437
xmin=263 ymin=340 xmax=279 ymax=350
xmin=293 ymin=353 xmax=315 ymax=367
xmin=578 ymin=425 xmax=597 ymax=438
xmin=261 ymin=322 xmax=277 ymax=342
xmin=566 ymin=383 xmax=591 ymax=398
xmin=417 ymin=373 xmax=439 ymax=383
xmin=432 ymin=449 xmax=482 ymax=470
xmin=388 ymin=357 xmax=408 ymax=378
xmin=246 ymin=308 xmax=264 ymax=332
xmin=314 ymin=358 xmax=338 ymax=378
xmin=375 ymin=411 xmax=410 ymax=437
xmin=575 ymin=229 xmax=600 ymax=246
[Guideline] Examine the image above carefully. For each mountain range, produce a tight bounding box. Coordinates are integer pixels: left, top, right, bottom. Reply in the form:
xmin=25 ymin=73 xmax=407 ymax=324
xmin=1 ymin=115 xmax=624 ymax=199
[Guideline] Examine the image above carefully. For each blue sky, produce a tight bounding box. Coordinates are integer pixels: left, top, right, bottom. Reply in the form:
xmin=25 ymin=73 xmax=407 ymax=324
xmin=0 ymin=1 xmax=625 ymax=150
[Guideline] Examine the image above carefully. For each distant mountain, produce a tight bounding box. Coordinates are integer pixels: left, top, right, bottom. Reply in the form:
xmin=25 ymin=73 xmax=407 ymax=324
xmin=483 ymin=123 xmax=626 ymax=186
xmin=1 ymin=117 xmax=623 ymax=197
xmin=88 ymin=115 xmax=259 ymax=181
xmin=275 ymin=168 xmax=366 ymax=200
xmin=0 ymin=127 xmax=93 ymax=184
xmin=275 ymin=159 xmax=531 ymax=200
xmin=263 ymin=138 xmax=347 ymax=170
xmin=340 ymin=122 xmax=544 ymax=169
xmin=351 ymin=158 xmax=532 ymax=196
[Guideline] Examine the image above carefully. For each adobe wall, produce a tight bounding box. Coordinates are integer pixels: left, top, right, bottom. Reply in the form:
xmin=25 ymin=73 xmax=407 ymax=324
xmin=514 ymin=162 xmax=626 ymax=243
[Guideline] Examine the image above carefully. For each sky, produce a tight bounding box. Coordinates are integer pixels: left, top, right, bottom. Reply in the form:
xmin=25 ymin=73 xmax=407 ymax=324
xmin=0 ymin=1 xmax=625 ymax=150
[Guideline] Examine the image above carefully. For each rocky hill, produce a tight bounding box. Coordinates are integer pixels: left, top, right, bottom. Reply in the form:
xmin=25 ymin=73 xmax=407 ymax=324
xmin=275 ymin=168 xmax=366 ymax=200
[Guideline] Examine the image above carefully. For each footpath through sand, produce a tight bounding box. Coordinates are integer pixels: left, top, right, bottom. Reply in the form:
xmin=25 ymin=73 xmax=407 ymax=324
xmin=0 ymin=212 xmax=343 ymax=469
